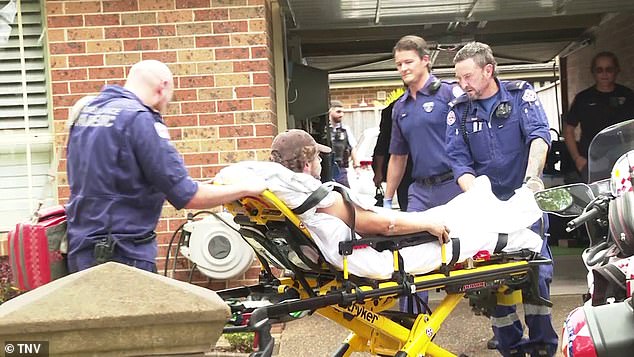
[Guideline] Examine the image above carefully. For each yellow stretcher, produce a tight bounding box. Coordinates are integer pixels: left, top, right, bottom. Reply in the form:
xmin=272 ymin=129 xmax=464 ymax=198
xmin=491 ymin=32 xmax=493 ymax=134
xmin=217 ymin=189 xmax=552 ymax=357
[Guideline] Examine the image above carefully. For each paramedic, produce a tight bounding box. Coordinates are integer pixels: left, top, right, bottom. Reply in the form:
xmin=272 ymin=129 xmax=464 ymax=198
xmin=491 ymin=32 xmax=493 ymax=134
xmin=65 ymin=60 xmax=265 ymax=273
xmin=446 ymin=42 xmax=558 ymax=357
xmin=385 ymin=35 xmax=462 ymax=312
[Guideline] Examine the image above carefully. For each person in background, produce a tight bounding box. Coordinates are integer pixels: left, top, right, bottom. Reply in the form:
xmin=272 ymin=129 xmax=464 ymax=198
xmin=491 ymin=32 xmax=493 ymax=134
xmin=563 ymin=51 xmax=634 ymax=182
xmin=372 ymin=100 xmax=413 ymax=211
xmin=446 ymin=41 xmax=558 ymax=357
xmin=329 ymin=100 xmax=359 ymax=187
xmin=65 ymin=60 xmax=265 ymax=273
xmin=384 ymin=35 xmax=462 ymax=312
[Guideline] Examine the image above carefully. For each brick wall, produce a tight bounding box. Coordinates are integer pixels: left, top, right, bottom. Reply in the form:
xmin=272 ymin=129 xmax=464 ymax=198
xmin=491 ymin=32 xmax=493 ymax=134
xmin=565 ymin=13 xmax=634 ymax=111
xmin=46 ymin=0 xmax=277 ymax=288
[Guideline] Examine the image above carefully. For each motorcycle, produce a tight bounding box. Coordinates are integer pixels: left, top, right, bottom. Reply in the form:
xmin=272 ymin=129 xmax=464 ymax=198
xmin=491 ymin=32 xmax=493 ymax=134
xmin=534 ymin=119 xmax=634 ymax=356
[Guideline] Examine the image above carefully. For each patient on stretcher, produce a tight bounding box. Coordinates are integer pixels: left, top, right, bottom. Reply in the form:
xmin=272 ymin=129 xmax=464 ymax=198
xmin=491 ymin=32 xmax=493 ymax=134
xmin=216 ymin=130 xmax=543 ymax=280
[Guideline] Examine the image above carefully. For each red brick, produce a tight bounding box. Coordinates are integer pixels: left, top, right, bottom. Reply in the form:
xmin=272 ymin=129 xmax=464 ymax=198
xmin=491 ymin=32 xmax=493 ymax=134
xmin=218 ymin=125 xmax=254 ymax=137
xmin=183 ymin=153 xmax=218 ymax=165
xmin=235 ymin=85 xmax=269 ymax=98
xmin=52 ymin=94 xmax=87 ymax=107
xmin=164 ymin=114 xmax=198 ymax=126
xmin=105 ymin=26 xmax=140 ymax=39
xmin=140 ymin=0 xmax=176 ymax=11
xmin=176 ymin=0 xmax=210 ymax=9
xmin=194 ymin=9 xmax=228 ymax=21
xmin=172 ymin=89 xmax=198 ymax=101
xmin=51 ymin=68 xmax=87 ymax=81
xmin=103 ymin=0 xmax=139 ymax=12
xmin=201 ymin=166 xmax=222 ymax=178
xmin=48 ymin=15 xmax=83 ymax=28
xmin=65 ymin=1 xmax=101 ymax=14
xmin=218 ymin=99 xmax=252 ymax=112
xmin=141 ymin=25 xmax=177 ymax=37
xmin=142 ymin=51 xmax=177 ymax=63
xmin=70 ymin=80 xmax=106 ymax=94
xmin=255 ymin=123 xmax=275 ymax=136
xmin=237 ymin=137 xmax=272 ymax=150
xmin=53 ymin=108 xmax=68 ymax=121
xmin=106 ymin=79 xmax=126 ymax=86
xmin=195 ymin=35 xmax=230 ymax=48
xmin=250 ymin=46 xmax=268 ymax=59
xmin=50 ymin=42 xmax=85 ymax=55
xmin=58 ymin=186 xmax=71 ymax=199
xmin=124 ymin=39 xmax=159 ymax=51
xmin=181 ymin=101 xmax=216 ymax=114
xmin=187 ymin=166 xmax=203 ymax=179
xmin=85 ymin=14 xmax=121 ymax=27
xmin=215 ymin=48 xmax=249 ymax=60
xmin=52 ymin=82 xmax=69 ymax=95
xmin=213 ymin=21 xmax=248 ymax=33
xmin=233 ymin=60 xmax=268 ymax=72
xmin=89 ymin=67 xmax=125 ymax=79
xmin=69 ymin=54 xmax=104 ymax=67
xmin=253 ymin=73 xmax=270 ymax=85
xmin=169 ymin=128 xmax=182 ymax=140
xmin=199 ymin=113 xmax=234 ymax=125
xmin=179 ymin=75 xmax=215 ymax=88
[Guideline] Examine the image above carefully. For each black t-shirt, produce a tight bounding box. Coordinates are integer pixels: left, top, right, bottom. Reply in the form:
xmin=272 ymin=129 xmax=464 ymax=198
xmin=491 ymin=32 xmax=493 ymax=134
xmin=565 ymin=84 xmax=634 ymax=157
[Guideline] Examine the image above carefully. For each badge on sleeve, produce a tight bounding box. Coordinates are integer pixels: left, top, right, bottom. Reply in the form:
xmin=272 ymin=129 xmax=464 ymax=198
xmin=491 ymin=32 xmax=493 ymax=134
xmin=522 ymin=89 xmax=537 ymax=102
xmin=452 ymin=85 xmax=464 ymax=98
xmin=423 ymin=102 xmax=434 ymax=113
xmin=154 ymin=122 xmax=171 ymax=140
xmin=446 ymin=110 xmax=456 ymax=126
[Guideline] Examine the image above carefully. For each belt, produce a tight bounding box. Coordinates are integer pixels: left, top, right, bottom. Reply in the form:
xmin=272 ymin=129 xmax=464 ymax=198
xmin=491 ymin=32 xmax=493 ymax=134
xmin=415 ymin=171 xmax=454 ymax=186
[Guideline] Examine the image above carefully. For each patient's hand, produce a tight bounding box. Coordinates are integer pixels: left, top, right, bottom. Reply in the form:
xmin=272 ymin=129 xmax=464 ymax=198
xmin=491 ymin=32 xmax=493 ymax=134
xmin=424 ymin=222 xmax=450 ymax=244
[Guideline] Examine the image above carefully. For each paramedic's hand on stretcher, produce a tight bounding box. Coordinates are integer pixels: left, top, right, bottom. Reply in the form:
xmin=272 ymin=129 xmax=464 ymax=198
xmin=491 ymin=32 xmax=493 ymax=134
xmin=382 ymin=197 xmax=392 ymax=209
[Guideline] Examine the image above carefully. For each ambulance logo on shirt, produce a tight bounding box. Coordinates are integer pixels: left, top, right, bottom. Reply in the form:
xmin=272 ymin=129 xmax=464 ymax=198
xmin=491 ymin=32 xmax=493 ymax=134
xmin=522 ymin=89 xmax=538 ymax=102
xmin=154 ymin=122 xmax=171 ymax=140
xmin=423 ymin=102 xmax=434 ymax=113
xmin=446 ymin=110 xmax=456 ymax=126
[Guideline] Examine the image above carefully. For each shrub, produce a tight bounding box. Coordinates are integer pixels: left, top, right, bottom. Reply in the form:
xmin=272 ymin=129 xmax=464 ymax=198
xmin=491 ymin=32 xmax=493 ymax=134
xmin=0 ymin=257 xmax=20 ymax=304
xmin=224 ymin=332 xmax=254 ymax=353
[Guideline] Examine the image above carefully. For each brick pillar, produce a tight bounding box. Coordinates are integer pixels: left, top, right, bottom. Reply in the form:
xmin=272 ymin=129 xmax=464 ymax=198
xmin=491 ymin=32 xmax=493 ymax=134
xmin=46 ymin=0 xmax=277 ymax=287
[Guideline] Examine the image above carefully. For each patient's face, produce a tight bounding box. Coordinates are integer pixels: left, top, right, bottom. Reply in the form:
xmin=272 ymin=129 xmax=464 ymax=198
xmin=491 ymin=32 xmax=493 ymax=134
xmin=306 ymin=152 xmax=322 ymax=179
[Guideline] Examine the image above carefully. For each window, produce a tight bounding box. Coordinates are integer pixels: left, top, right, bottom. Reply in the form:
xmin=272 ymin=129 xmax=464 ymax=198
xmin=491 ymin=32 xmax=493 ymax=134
xmin=0 ymin=0 xmax=51 ymax=232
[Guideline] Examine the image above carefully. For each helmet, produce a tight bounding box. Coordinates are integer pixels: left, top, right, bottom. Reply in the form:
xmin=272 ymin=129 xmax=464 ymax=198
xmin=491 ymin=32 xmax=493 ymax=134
xmin=562 ymin=307 xmax=598 ymax=357
xmin=609 ymin=151 xmax=634 ymax=257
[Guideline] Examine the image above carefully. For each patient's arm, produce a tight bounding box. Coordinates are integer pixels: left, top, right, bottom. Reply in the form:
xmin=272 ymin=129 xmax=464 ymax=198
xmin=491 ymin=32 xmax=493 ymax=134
xmin=317 ymin=192 xmax=449 ymax=243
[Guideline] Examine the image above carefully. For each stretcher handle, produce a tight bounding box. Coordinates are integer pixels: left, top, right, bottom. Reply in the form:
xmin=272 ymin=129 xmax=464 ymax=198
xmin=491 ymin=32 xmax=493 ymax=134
xmin=262 ymin=293 xmax=344 ymax=319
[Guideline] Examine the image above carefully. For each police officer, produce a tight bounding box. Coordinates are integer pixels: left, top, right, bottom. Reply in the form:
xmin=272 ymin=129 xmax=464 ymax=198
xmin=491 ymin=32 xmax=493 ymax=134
xmin=446 ymin=42 xmax=558 ymax=357
xmin=563 ymin=51 xmax=634 ymax=182
xmin=66 ymin=60 xmax=266 ymax=273
xmin=329 ymin=100 xmax=358 ymax=187
xmin=384 ymin=35 xmax=463 ymax=312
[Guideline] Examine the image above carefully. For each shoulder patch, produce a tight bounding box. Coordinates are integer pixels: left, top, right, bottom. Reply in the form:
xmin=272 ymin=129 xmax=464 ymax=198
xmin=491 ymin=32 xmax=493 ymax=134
xmin=154 ymin=122 xmax=171 ymax=140
xmin=452 ymin=85 xmax=465 ymax=98
xmin=522 ymin=89 xmax=538 ymax=102
xmin=505 ymin=80 xmax=528 ymax=91
xmin=446 ymin=110 xmax=456 ymax=126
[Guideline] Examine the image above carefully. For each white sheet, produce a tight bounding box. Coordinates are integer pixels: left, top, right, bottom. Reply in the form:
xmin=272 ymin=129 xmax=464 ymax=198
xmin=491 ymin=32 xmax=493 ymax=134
xmin=217 ymin=161 xmax=544 ymax=279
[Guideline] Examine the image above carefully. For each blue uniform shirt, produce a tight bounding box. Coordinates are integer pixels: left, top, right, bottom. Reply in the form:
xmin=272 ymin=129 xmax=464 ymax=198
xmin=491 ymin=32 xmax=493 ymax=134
xmin=66 ymin=85 xmax=199 ymax=263
xmin=445 ymin=79 xmax=551 ymax=200
xmin=390 ymin=75 xmax=457 ymax=180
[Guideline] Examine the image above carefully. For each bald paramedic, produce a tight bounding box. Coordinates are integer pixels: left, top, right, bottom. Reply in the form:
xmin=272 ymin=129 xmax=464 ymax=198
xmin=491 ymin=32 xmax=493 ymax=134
xmin=65 ymin=60 xmax=265 ymax=273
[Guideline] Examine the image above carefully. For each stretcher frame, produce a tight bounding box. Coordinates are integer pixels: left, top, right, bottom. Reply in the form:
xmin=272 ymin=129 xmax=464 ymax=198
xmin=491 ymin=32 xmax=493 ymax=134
xmin=218 ymin=190 xmax=552 ymax=357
